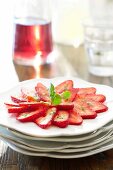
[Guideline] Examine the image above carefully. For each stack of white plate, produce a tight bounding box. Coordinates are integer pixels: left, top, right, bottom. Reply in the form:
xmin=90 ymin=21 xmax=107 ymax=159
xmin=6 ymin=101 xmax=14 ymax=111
xmin=0 ymin=121 xmax=113 ymax=158
xmin=0 ymin=77 xmax=113 ymax=158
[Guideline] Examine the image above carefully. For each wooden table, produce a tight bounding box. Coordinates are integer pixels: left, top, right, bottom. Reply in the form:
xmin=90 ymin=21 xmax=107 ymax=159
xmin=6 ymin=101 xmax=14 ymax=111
xmin=1 ymin=44 xmax=113 ymax=170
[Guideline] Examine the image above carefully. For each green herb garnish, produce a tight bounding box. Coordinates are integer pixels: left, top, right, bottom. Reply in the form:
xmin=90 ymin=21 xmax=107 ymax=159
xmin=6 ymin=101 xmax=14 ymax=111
xmin=49 ymin=83 xmax=71 ymax=105
xmin=50 ymin=83 xmax=55 ymax=101
xmin=62 ymin=90 xmax=71 ymax=100
xmin=50 ymin=83 xmax=61 ymax=105
xmin=52 ymin=94 xmax=62 ymax=105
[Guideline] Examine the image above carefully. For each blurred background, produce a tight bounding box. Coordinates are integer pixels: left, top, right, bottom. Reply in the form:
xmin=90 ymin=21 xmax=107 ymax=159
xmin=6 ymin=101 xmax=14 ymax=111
xmin=0 ymin=0 xmax=113 ymax=91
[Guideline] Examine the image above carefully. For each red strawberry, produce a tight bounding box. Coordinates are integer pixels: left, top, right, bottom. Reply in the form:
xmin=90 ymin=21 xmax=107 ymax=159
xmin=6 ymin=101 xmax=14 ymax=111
xmin=55 ymin=102 xmax=74 ymax=110
xmin=52 ymin=110 xmax=69 ymax=128
xmin=77 ymin=87 xmax=96 ymax=95
xmin=16 ymin=108 xmax=46 ymax=122
xmin=11 ymin=96 xmax=26 ymax=103
xmin=55 ymin=80 xmax=73 ymax=94
xmin=21 ymin=88 xmax=39 ymax=102
xmin=69 ymin=110 xmax=83 ymax=125
xmin=76 ymin=94 xmax=106 ymax=103
xmin=35 ymin=107 xmax=57 ymax=129
xmin=64 ymin=88 xmax=79 ymax=102
xmin=19 ymin=102 xmax=49 ymax=113
xmin=74 ymin=101 xmax=97 ymax=119
xmin=7 ymin=105 xmax=28 ymax=114
xmin=35 ymin=83 xmax=50 ymax=102
xmin=4 ymin=102 xmax=19 ymax=107
xmin=86 ymin=100 xmax=108 ymax=113
xmin=19 ymin=101 xmax=50 ymax=107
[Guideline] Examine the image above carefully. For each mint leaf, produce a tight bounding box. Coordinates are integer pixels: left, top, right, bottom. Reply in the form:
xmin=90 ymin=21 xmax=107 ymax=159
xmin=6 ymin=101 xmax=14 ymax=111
xmin=50 ymin=83 xmax=55 ymax=100
xmin=49 ymin=83 xmax=62 ymax=105
xmin=52 ymin=94 xmax=62 ymax=105
xmin=62 ymin=90 xmax=71 ymax=100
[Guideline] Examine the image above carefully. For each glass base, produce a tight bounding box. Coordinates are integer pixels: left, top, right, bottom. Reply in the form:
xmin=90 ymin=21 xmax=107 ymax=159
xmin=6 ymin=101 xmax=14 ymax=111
xmin=13 ymin=51 xmax=57 ymax=66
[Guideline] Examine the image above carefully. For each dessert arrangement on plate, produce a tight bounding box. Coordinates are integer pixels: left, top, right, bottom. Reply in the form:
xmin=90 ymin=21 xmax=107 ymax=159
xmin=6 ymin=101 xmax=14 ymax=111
xmin=0 ymin=77 xmax=113 ymax=158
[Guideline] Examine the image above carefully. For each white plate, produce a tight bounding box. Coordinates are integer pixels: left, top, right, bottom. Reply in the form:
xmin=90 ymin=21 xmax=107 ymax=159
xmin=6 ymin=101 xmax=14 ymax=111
xmin=2 ymin=137 xmax=113 ymax=158
xmin=7 ymin=128 xmax=113 ymax=149
xmin=0 ymin=126 xmax=113 ymax=150
xmin=0 ymin=77 xmax=113 ymax=137
xmin=8 ymin=120 xmax=113 ymax=142
xmin=2 ymin=134 xmax=113 ymax=153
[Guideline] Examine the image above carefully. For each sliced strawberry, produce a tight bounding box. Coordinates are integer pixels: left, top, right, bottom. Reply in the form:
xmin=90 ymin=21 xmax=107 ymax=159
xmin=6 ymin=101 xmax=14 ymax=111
xmin=77 ymin=87 xmax=96 ymax=95
xmin=86 ymin=100 xmax=108 ymax=113
xmin=4 ymin=102 xmax=19 ymax=107
xmin=74 ymin=101 xmax=97 ymax=119
xmin=88 ymin=94 xmax=106 ymax=102
xmin=19 ymin=101 xmax=50 ymax=107
xmin=21 ymin=88 xmax=39 ymax=102
xmin=7 ymin=105 xmax=28 ymax=114
xmin=63 ymin=88 xmax=79 ymax=102
xmin=35 ymin=107 xmax=57 ymax=129
xmin=11 ymin=96 xmax=26 ymax=103
xmin=55 ymin=80 xmax=73 ymax=94
xmin=76 ymin=94 xmax=106 ymax=103
xmin=35 ymin=83 xmax=50 ymax=102
xmin=69 ymin=110 xmax=83 ymax=125
xmin=52 ymin=110 xmax=69 ymax=128
xmin=19 ymin=102 xmax=49 ymax=113
xmin=16 ymin=108 xmax=46 ymax=122
xmin=55 ymin=102 xmax=74 ymax=110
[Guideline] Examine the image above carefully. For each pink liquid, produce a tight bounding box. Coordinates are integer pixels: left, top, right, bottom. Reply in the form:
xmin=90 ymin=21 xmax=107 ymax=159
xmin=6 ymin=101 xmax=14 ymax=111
xmin=13 ymin=18 xmax=53 ymax=64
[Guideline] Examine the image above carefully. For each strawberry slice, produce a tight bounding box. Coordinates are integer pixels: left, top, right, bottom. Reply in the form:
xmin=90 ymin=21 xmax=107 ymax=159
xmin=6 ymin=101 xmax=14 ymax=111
xmin=76 ymin=94 xmax=106 ymax=103
xmin=11 ymin=96 xmax=26 ymax=103
xmin=35 ymin=107 xmax=57 ymax=129
xmin=35 ymin=83 xmax=50 ymax=102
xmin=16 ymin=108 xmax=46 ymax=122
xmin=55 ymin=80 xmax=73 ymax=94
xmin=4 ymin=102 xmax=19 ymax=107
xmin=7 ymin=105 xmax=28 ymax=114
xmin=63 ymin=88 xmax=79 ymax=102
xmin=77 ymin=87 xmax=96 ymax=95
xmin=86 ymin=100 xmax=108 ymax=113
xmin=69 ymin=88 xmax=79 ymax=102
xmin=69 ymin=110 xmax=83 ymax=125
xmin=55 ymin=102 xmax=74 ymax=110
xmin=19 ymin=101 xmax=50 ymax=107
xmin=74 ymin=101 xmax=97 ymax=119
xmin=19 ymin=102 xmax=49 ymax=113
xmin=21 ymin=88 xmax=39 ymax=102
xmin=52 ymin=110 xmax=69 ymax=128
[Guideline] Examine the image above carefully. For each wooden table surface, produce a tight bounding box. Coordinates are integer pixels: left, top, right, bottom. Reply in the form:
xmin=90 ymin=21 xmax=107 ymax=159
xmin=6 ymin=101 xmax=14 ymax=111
xmin=1 ymin=43 xmax=113 ymax=170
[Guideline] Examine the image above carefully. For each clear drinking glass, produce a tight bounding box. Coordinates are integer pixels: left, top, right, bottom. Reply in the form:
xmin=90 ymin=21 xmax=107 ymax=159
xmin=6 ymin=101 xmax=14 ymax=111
xmin=12 ymin=0 xmax=53 ymax=65
xmin=83 ymin=17 xmax=113 ymax=77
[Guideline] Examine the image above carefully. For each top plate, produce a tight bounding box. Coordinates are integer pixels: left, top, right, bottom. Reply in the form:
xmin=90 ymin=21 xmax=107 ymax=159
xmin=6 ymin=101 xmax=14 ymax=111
xmin=0 ymin=76 xmax=113 ymax=138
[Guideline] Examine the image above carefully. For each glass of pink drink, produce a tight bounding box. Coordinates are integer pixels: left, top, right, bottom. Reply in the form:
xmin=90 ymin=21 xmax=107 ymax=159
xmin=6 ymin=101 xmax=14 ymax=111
xmin=13 ymin=0 xmax=53 ymax=65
